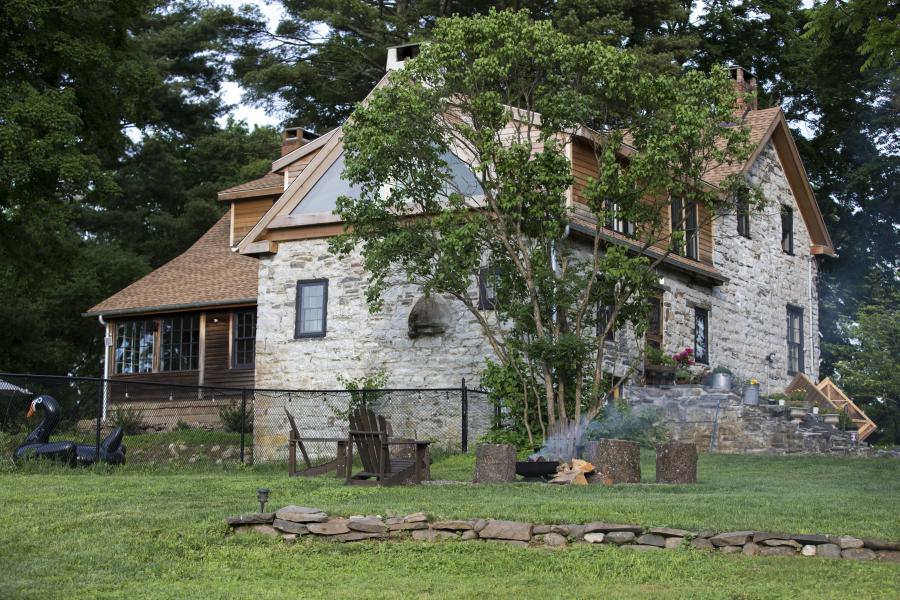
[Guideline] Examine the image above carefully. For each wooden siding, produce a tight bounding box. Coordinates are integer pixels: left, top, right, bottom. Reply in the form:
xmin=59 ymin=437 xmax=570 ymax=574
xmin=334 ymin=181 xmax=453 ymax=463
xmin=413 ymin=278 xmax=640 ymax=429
xmin=203 ymin=310 xmax=255 ymax=389
xmin=571 ymin=138 xmax=598 ymax=206
xmin=232 ymin=197 xmax=276 ymax=244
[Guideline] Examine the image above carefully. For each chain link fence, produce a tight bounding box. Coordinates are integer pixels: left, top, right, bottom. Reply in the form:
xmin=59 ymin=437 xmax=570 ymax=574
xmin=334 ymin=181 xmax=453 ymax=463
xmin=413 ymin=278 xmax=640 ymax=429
xmin=0 ymin=373 xmax=494 ymax=467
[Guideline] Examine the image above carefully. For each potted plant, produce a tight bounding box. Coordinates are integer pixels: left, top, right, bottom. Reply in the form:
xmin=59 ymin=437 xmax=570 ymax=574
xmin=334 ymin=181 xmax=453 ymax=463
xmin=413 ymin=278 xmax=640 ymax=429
xmin=743 ymin=378 xmax=761 ymax=405
xmin=821 ymin=407 xmax=841 ymax=426
xmin=708 ymin=366 xmax=734 ymax=390
xmin=673 ymin=348 xmax=695 ymax=384
xmin=786 ymin=390 xmax=808 ymax=418
xmin=644 ymin=346 xmax=677 ymax=385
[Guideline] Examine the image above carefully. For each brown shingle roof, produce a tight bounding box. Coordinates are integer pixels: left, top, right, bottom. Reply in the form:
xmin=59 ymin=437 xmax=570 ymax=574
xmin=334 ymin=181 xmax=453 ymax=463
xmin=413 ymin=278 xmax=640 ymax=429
xmin=217 ymin=172 xmax=283 ymax=199
xmin=703 ymin=107 xmax=781 ymax=187
xmin=85 ymin=213 xmax=258 ymax=316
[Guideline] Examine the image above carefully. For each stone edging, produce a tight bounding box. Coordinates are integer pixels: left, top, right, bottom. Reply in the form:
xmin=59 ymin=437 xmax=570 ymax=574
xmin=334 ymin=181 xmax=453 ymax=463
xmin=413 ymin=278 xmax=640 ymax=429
xmin=226 ymin=506 xmax=900 ymax=562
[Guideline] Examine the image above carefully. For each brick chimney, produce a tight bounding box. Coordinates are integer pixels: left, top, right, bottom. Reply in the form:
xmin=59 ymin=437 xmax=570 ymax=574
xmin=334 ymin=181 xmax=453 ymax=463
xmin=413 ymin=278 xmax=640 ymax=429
xmin=281 ymin=127 xmax=319 ymax=157
xmin=730 ymin=65 xmax=758 ymax=112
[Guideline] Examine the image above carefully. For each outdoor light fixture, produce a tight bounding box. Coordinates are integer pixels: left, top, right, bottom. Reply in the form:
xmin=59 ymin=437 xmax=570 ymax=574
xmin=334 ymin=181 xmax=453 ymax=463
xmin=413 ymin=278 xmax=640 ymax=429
xmin=256 ymin=487 xmax=270 ymax=512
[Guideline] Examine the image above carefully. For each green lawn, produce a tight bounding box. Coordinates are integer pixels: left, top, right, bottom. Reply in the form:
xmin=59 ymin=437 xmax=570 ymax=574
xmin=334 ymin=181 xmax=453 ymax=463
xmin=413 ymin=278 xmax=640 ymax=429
xmin=0 ymin=452 xmax=898 ymax=599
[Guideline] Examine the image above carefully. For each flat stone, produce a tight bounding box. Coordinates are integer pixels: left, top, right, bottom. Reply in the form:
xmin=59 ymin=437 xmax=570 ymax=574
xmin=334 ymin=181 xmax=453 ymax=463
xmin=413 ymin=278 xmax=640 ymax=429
xmin=751 ymin=532 xmax=780 ymax=543
xmin=403 ymin=511 xmax=428 ymax=523
xmin=664 ymin=537 xmax=684 ymax=550
xmin=605 ymin=531 xmax=636 ymax=545
xmin=583 ymin=533 xmax=605 ymax=544
xmin=864 ymin=539 xmax=900 ymax=551
xmin=564 ymin=525 xmax=586 ymax=541
xmin=691 ymin=538 xmax=715 ymax=550
xmin=411 ymin=529 xmax=458 ymax=542
xmin=550 ymin=525 xmax=570 ymax=536
xmin=876 ymin=550 xmax=900 ymax=562
xmin=759 ymin=546 xmax=796 ymax=557
xmin=623 ymin=544 xmax=662 ymax=552
xmin=272 ymin=519 xmax=309 ymax=535
xmin=331 ymin=531 xmax=384 ymax=542
xmin=649 ymin=527 xmax=692 ymax=538
xmin=226 ymin=513 xmax=275 ymax=526
xmin=636 ymin=534 xmax=667 ymax=548
xmin=762 ymin=539 xmax=801 ymax=548
xmin=431 ymin=520 xmax=474 ymax=531
xmin=817 ymin=543 xmax=842 ymax=559
xmin=583 ymin=522 xmax=643 ymax=534
xmin=461 ymin=530 xmax=479 ymax=541
xmin=742 ymin=542 xmax=760 ymax=556
xmin=233 ymin=524 xmax=279 ymax=538
xmin=533 ymin=525 xmax=552 ymax=535
xmin=388 ymin=521 xmax=428 ymax=531
xmin=835 ymin=536 xmax=864 ymax=549
xmin=841 ymin=548 xmax=876 ymax=561
xmin=543 ymin=533 xmax=568 ymax=547
xmin=696 ymin=530 xmax=716 ymax=539
xmin=385 ymin=517 xmax=403 ymax=526
xmin=473 ymin=519 xmax=488 ymax=533
xmin=307 ymin=519 xmax=350 ymax=535
xmin=801 ymin=545 xmax=817 ymax=557
xmin=478 ymin=520 xmax=532 ymax=542
xmin=720 ymin=545 xmax=742 ymax=554
xmin=348 ymin=517 xmax=387 ymax=533
xmin=275 ymin=506 xmax=329 ymax=523
xmin=484 ymin=539 xmax=529 ymax=548
xmin=791 ymin=534 xmax=829 ymax=544
xmin=710 ymin=531 xmax=755 ymax=547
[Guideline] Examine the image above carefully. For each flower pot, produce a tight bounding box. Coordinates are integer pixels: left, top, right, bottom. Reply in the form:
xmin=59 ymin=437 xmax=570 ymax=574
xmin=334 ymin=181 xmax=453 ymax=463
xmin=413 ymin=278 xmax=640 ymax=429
xmin=645 ymin=365 xmax=677 ymax=386
xmin=708 ymin=372 xmax=734 ymax=390
xmin=743 ymin=384 xmax=760 ymax=405
xmin=823 ymin=414 xmax=840 ymax=425
xmin=789 ymin=407 xmax=807 ymax=419
xmin=812 ymin=406 xmax=819 ymax=415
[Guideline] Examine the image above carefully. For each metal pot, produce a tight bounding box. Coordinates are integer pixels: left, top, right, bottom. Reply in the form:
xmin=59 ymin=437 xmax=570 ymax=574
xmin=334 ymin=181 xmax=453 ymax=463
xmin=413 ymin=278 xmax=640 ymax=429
xmin=708 ymin=372 xmax=734 ymax=390
xmin=743 ymin=384 xmax=760 ymax=405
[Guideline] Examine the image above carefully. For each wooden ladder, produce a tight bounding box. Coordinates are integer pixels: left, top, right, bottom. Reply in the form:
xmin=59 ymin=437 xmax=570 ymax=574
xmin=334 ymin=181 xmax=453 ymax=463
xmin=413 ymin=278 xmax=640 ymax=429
xmin=786 ymin=374 xmax=878 ymax=442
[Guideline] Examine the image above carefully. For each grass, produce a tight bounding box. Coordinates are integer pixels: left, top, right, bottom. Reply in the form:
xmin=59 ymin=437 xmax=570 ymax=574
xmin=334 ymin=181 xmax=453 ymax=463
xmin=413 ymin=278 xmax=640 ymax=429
xmin=0 ymin=452 xmax=897 ymax=599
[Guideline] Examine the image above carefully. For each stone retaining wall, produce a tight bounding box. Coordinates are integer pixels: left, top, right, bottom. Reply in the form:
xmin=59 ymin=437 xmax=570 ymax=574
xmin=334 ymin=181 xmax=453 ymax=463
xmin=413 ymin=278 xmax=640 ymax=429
xmin=226 ymin=507 xmax=900 ymax=563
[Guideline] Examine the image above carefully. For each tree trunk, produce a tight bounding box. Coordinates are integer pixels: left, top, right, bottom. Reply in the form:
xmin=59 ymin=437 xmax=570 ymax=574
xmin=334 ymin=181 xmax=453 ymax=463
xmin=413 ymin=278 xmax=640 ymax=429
xmin=655 ymin=442 xmax=698 ymax=484
xmin=473 ymin=443 xmax=516 ymax=483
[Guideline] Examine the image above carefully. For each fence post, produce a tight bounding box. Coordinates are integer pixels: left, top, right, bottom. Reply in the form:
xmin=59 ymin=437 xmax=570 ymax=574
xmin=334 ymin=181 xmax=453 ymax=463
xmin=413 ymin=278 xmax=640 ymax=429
xmin=239 ymin=389 xmax=247 ymax=464
xmin=461 ymin=378 xmax=468 ymax=453
xmin=95 ymin=378 xmax=103 ymax=460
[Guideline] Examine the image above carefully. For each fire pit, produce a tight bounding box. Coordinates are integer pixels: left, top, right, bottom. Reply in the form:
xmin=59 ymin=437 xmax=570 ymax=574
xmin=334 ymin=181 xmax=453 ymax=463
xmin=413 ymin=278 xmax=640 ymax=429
xmin=515 ymin=460 xmax=559 ymax=479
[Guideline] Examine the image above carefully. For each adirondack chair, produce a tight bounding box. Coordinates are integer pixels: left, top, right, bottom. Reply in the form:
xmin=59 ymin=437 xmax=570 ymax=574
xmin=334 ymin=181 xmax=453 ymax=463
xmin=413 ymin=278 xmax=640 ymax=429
xmin=286 ymin=409 xmax=348 ymax=477
xmin=345 ymin=407 xmax=431 ymax=486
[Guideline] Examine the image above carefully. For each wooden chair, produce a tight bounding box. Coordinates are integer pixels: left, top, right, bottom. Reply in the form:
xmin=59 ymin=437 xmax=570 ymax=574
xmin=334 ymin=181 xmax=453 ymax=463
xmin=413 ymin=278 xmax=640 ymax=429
xmin=286 ymin=409 xmax=348 ymax=477
xmin=345 ymin=407 xmax=431 ymax=486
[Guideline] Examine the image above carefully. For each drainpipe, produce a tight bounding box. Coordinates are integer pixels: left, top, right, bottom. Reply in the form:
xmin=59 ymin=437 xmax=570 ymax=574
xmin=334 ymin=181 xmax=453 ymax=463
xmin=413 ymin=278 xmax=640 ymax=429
xmin=808 ymin=255 xmax=815 ymax=382
xmin=98 ymin=314 xmax=110 ymax=420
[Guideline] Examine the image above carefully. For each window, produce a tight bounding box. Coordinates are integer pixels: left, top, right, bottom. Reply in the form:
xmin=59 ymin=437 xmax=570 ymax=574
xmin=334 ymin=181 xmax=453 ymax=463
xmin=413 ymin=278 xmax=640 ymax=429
xmin=295 ymin=279 xmax=328 ymax=337
xmin=597 ymin=302 xmax=615 ymax=341
xmin=604 ymin=201 xmax=635 ymax=236
xmin=161 ymin=315 xmax=200 ymax=371
xmin=114 ymin=320 xmax=155 ymax=375
xmin=478 ymin=267 xmax=497 ymax=310
xmin=736 ymin=193 xmax=750 ymax=238
xmin=232 ymin=310 xmax=256 ymax=369
xmin=646 ymin=295 xmax=663 ymax=349
xmin=787 ymin=305 xmax=805 ymax=374
xmin=694 ymin=307 xmax=709 ymax=365
xmin=671 ymin=197 xmax=699 ymax=260
xmin=781 ymin=205 xmax=794 ymax=254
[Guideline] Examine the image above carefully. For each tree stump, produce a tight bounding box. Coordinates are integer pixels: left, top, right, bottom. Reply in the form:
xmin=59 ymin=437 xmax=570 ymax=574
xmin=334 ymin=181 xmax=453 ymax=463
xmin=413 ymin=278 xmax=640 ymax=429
xmin=588 ymin=438 xmax=641 ymax=484
xmin=655 ymin=441 xmax=698 ymax=484
xmin=474 ymin=443 xmax=516 ymax=483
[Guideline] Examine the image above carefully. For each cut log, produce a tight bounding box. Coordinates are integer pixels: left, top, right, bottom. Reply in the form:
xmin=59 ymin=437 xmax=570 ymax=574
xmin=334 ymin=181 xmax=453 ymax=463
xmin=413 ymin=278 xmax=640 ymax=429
xmin=473 ymin=443 xmax=516 ymax=483
xmin=588 ymin=438 xmax=641 ymax=484
xmin=655 ymin=441 xmax=698 ymax=484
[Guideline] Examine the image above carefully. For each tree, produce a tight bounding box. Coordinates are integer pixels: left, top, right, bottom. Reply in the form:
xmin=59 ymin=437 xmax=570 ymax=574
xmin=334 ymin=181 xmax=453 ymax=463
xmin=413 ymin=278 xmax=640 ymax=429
xmin=804 ymin=0 xmax=899 ymax=72
xmin=331 ymin=10 xmax=754 ymax=445
xmin=832 ymin=279 xmax=900 ymax=445
xmin=219 ymin=0 xmax=700 ymax=131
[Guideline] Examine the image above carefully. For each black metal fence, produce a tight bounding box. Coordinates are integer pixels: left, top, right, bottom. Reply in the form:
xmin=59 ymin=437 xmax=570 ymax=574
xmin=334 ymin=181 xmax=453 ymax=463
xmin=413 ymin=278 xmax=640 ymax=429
xmin=0 ymin=373 xmax=494 ymax=467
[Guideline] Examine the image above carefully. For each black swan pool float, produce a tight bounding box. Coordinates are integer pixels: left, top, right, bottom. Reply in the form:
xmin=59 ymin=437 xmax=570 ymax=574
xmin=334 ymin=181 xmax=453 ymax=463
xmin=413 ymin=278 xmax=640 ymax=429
xmin=14 ymin=395 xmax=126 ymax=466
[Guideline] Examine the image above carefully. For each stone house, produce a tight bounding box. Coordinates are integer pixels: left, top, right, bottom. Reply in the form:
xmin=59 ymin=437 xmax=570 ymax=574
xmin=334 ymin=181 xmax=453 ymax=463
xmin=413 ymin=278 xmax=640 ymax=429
xmin=87 ymin=47 xmax=835 ymax=445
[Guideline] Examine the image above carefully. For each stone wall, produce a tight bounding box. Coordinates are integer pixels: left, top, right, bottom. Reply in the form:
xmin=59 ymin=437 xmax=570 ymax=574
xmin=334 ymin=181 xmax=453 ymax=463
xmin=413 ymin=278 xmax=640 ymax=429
xmin=626 ymin=385 xmax=861 ymax=455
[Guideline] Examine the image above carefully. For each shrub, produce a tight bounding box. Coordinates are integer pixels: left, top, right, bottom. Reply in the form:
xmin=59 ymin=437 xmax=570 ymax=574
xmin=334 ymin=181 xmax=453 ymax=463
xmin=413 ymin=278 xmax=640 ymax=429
xmin=477 ymin=428 xmax=532 ymax=451
xmin=110 ymin=407 xmax=143 ymax=435
xmin=645 ymin=346 xmax=676 ymax=367
xmin=219 ymin=404 xmax=252 ymax=433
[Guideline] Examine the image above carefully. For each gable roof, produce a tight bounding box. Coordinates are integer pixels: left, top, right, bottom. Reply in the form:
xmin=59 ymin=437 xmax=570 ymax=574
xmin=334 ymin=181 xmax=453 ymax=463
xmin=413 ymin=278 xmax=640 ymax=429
xmin=85 ymin=212 xmax=258 ymax=317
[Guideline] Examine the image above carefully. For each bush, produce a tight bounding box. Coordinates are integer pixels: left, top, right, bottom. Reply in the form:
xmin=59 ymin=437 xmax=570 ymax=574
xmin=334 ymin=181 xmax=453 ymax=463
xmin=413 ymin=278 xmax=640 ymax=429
xmin=110 ymin=407 xmax=144 ymax=435
xmin=645 ymin=346 xmax=676 ymax=367
xmin=477 ymin=428 xmax=532 ymax=451
xmin=219 ymin=404 xmax=252 ymax=433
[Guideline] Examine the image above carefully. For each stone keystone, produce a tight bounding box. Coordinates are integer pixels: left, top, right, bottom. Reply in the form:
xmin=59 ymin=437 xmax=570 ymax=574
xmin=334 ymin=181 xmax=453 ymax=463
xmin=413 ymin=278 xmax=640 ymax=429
xmin=478 ymin=520 xmax=533 ymax=542
xmin=348 ymin=517 xmax=387 ymax=533
xmin=275 ymin=505 xmax=329 ymax=523
xmin=307 ymin=519 xmax=351 ymax=535
xmin=226 ymin=513 xmax=275 ymax=526
xmin=710 ymin=531 xmax=756 ymax=547
xmin=431 ymin=520 xmax=475 ymax=531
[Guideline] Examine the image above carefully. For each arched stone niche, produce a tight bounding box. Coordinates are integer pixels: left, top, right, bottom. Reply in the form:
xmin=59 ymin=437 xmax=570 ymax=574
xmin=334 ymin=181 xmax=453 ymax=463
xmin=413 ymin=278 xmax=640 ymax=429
xmin=407 ymin=295 xmax=452 ymax=338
